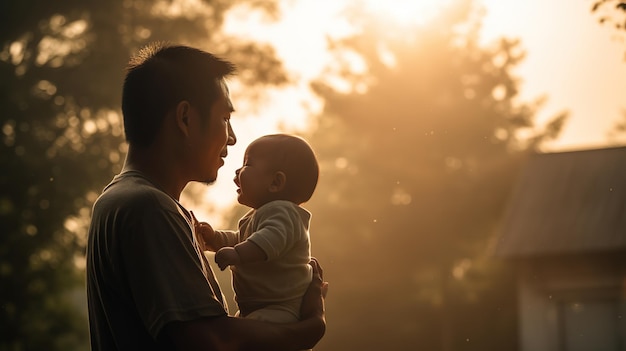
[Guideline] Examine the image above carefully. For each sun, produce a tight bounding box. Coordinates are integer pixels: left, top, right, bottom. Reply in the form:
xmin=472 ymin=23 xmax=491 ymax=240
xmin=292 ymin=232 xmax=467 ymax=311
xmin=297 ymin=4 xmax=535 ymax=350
xmin=358 ymin=0 xmax=453 ymax=26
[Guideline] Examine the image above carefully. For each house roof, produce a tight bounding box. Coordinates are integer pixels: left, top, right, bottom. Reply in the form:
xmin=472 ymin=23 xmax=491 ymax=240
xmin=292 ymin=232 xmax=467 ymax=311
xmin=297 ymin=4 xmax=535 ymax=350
xmin=493 ymin=146 xmax=626 ymax=258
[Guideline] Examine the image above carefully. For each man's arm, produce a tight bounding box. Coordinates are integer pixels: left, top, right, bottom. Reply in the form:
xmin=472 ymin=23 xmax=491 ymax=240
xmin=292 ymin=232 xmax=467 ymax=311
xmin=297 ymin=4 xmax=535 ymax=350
xmin=162 ymin=258 xmax=327 ymax=351
xmin=163 ymin=313 xmax=323 ymax=351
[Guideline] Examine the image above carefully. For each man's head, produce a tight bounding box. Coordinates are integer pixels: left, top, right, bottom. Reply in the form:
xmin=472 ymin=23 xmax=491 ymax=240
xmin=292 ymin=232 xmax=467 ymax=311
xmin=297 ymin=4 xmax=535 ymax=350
xmin=122 ymin=42 xmax=235 ymax=147
xmin=234 ymin=134 xmax=319 ymax=208
xmin=122 ymin=42 xmax=237 ymax=184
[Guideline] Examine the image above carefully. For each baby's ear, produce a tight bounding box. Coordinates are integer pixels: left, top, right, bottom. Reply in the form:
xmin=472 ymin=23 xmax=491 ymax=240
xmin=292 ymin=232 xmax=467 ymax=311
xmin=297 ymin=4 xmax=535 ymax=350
xmin=269 ymin=171 xmax=286 ymax=192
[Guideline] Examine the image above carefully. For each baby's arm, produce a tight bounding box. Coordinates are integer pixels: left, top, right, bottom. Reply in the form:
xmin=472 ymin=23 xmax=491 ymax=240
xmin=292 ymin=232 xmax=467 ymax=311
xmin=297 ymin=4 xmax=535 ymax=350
xmin=190 ymin=211 xmax=220 ymax=251
xmin=215 ymin=240 xmax=268 ymax=270
xmin=190 ymin=211 xmax=238 ymax=252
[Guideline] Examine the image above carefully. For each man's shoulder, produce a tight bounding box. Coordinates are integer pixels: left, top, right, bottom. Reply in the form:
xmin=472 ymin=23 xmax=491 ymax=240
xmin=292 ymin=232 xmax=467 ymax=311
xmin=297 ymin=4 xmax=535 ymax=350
xmin=94 ymin=172 xmax=175 ymax=212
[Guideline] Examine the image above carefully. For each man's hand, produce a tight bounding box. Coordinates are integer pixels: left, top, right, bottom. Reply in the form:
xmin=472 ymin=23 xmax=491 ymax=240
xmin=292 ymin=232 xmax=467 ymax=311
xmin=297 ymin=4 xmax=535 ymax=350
xmin=215 ymin=247 xmax=240 ymax=270
xmin=190 ymin=211 xmax=217 ymax=251
xmin=299 ymin=257 xmax=328 ymax=343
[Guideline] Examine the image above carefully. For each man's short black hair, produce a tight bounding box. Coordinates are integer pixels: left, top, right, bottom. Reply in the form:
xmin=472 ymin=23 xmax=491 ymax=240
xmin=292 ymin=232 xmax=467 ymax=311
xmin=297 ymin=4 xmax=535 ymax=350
xmin=122 ymin=42 xmax=236 ymax=147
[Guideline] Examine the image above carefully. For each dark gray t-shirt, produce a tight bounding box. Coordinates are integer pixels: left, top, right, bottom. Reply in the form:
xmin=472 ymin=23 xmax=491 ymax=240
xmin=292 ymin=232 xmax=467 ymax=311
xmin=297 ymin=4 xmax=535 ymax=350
xmin=86 ymin=171 xmax=227 ymax=350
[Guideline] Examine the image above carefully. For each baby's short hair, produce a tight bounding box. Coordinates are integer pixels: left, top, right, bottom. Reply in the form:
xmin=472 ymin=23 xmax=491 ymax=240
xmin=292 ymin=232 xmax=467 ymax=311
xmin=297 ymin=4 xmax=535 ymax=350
xmin=254 ymin=134 xmax=319 ymax=204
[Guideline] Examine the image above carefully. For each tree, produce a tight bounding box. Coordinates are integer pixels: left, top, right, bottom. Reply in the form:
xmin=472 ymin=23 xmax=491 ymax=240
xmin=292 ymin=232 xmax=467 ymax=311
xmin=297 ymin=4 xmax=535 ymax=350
xmin=592 ymin=0 xmax=626 ymax=60
xmin=305 ymin=1 xmax=566 ymax=350
xmin=592 ymin=0 xmax=626 ymax=32
xmin=591 ymin=0 xmax=626 ymax=142
xmin=0 ymin=1 xmax=284 ymax=349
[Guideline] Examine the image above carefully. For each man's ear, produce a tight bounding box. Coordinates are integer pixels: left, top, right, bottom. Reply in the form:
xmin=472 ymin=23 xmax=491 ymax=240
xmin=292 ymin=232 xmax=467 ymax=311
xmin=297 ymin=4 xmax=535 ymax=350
xmin=269 ymin=171 xmax=286 ymax=192
xmin=175 ymin=100 xmax=191 ymax=137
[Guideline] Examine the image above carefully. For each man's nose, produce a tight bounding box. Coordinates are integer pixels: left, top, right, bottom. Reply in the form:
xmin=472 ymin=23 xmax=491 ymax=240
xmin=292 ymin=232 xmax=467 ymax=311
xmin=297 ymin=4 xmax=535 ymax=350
xmin=227 ymin=122 xmax=237 ymax=145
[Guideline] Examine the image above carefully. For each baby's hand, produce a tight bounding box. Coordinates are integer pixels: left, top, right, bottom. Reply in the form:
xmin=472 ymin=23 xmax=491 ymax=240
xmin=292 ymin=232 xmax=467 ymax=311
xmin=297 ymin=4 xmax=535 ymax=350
xmin=190 ymin=211 xmax=216 ymax=251
xmin=215 ymin=247 xmax=240 ymax=271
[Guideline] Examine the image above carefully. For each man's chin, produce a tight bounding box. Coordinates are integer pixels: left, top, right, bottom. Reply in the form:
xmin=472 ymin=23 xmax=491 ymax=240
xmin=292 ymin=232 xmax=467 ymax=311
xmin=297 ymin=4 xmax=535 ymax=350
xmin=194 ymin=168 xmax=219 ymax=185
xmin=194 ymin=173 xmax=217 ymax=186
xmin=198 ymin=178 xmax=217 ymax=186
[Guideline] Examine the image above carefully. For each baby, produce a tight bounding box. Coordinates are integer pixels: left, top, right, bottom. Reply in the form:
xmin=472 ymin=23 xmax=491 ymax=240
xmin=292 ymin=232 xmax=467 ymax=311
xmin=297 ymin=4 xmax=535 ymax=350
xmin=196 ymin=133 xmax=319 ymax=325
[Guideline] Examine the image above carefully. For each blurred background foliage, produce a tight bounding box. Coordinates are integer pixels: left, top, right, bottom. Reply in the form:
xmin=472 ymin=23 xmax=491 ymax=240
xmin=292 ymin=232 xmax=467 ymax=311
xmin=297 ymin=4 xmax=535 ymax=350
xmin=0 ymin=0 xmax=622 ymax=350
xmin=0 ymin=0 xmax=283 ymax=349
xmin=592 ymin=0 xmax=626 ymax=32
xmin=304 ymin=1 xmax=564 ymax=350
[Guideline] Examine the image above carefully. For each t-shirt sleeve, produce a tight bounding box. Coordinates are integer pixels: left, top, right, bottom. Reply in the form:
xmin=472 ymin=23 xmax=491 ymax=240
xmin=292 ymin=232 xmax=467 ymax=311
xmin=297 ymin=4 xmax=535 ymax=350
xmin=120 ymin=204 xmax=227 ymax=339
xmin=213 ymin=229 xmax=240 ymax=248
xmin=246 ymin=203 xmax=301 ymax=260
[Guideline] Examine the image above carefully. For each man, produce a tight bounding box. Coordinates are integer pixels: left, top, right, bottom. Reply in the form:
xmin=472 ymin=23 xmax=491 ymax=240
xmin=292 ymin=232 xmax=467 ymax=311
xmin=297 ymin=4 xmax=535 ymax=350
xmin=86 ymin=42 xmax=327 ymax=350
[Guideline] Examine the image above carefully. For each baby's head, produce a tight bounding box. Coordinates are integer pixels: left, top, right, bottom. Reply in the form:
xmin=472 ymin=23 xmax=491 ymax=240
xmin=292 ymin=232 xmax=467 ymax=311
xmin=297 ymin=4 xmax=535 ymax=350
xmin=235 ymin=134 xmax=319 ymax=209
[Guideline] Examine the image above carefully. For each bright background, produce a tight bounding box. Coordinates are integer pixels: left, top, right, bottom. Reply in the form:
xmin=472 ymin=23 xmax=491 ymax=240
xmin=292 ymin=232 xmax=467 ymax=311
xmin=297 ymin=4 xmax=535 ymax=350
xmin=6 ymin=1 xmax=626 ymax=349
xmin=479 ymin=0 xmax=626 ymax=150
xmin=3 ymin=0 xmax=625 ymax=349
xmin=199 ymin=0 xmax=626 ymax=224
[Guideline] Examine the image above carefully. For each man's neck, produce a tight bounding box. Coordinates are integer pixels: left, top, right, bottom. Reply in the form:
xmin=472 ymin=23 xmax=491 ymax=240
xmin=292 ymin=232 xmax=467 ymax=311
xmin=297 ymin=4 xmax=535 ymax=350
xmin=123 ymin=146 xmax=187 ymax=200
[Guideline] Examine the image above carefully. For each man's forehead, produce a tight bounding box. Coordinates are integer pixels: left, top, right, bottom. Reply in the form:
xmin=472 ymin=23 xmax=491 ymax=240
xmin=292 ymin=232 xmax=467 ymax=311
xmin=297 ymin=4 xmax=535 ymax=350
xmin=218 ymin=79 xmax=234 ymax=111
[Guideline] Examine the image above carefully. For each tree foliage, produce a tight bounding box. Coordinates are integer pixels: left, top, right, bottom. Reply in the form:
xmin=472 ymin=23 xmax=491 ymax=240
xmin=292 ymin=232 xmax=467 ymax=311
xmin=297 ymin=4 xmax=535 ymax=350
xmin=592 ymin=0 xmax=626 ymax=31
xmin=305 ymin=1 xmax=566 ymax=350
xmin=0 ymin=1 xmax=283 ymax=349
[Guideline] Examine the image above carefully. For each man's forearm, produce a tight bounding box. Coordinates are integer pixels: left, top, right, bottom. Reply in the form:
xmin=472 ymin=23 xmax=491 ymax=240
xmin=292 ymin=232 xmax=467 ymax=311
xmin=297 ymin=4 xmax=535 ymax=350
xmin=164 ymin=314 xmax=325 ymax=351
xmin=234 ymin=315 xmax=325 ymax=351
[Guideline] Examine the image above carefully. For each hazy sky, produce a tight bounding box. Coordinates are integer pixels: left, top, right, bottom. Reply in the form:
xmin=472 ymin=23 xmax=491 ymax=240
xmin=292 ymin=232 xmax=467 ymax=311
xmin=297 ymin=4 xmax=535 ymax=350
xmin=195 ymin=0 xmax=626 ymax=222
xmin=480 ymin=0 xmax=626 ymax=151
xmin=221 ymin=0 xmax=626 ymax=148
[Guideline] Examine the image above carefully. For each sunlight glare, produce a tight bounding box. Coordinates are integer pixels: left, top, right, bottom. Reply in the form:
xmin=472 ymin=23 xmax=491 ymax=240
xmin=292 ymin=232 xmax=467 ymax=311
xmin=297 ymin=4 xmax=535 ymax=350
xmin=150 ymin=0 xmax=213 ymax=19
xmin=377 ymin=42 xmax=397 ymax=68
xmin=359 ymin=0 xmax=453 ymax=26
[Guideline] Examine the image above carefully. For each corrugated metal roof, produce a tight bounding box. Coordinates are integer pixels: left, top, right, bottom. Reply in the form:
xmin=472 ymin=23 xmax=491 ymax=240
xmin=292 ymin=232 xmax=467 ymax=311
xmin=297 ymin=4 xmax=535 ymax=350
xmin=493 ymin=146 xmax=626 ymax=258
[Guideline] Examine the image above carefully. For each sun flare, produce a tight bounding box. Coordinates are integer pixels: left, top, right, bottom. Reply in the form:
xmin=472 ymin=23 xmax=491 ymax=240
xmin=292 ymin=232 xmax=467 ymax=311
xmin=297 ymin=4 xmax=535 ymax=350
xmin=358 ymin=0 xmax=453 ymax=26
